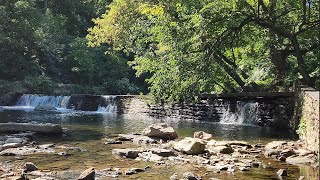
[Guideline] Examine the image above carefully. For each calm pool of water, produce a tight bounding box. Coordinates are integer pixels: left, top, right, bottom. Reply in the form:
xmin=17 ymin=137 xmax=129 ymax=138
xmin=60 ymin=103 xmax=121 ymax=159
xmin=0 ymin=108 xmax=297 ymax=142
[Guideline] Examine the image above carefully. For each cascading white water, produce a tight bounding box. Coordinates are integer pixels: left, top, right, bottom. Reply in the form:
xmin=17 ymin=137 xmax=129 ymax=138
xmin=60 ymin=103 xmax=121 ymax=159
xmin=16 ymin=94 xmax=71 ymax=109
xmin=97 ymin=95 xmax=117 ymax=113
xmin=219 ymin=101 xmax=259 ymax=125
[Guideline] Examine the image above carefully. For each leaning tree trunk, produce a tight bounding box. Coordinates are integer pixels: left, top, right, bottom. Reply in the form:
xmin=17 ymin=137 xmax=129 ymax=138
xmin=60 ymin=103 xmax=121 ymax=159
xmin=290 ymin=35 xmax=313 ymax=86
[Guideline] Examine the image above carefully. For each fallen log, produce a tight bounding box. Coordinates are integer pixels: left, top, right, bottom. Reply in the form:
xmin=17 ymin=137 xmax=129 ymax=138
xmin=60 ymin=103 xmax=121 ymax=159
xmin=0 ymin=123 xmax=63 ymax=134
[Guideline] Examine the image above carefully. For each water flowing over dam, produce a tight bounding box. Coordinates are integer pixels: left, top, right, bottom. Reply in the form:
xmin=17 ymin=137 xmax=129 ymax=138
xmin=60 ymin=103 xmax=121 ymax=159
xmin=1 ymin=93 xmax=295 ymax=128
xmin=16 ymin=94 xmax=71 ymax=109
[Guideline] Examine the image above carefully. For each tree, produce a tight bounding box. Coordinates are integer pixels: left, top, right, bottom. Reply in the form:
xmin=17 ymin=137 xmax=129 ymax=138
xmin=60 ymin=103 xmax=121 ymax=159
xmin=88 ymin=0 xmax=319 ymax=101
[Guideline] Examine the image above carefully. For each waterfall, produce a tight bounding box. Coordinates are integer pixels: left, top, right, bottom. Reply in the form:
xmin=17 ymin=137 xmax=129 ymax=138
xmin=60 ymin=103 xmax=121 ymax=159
xmin=97 ymin=96 xmax=117 ymax=113
xmin=16 ymin=94 xmax=71 ymax=109
xmin=219 ymin=101 xmax=259 ymax=125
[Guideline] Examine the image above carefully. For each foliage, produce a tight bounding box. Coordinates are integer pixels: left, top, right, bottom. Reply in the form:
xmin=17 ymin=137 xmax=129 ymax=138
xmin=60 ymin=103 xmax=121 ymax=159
xmin=296 ymin=116 xmax=307 ymax=136
xmin=88 ymin=0 xmax=319 ymax=102
xmin=0 ymin=0 xmax=146 ymax=95
xmin=25 ymin=75 xmax=55 ymax=94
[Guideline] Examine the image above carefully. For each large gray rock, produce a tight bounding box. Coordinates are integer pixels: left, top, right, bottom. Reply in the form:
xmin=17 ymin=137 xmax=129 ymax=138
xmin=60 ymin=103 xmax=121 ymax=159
xmin=78 ymin=167 xmax=95 ymax=180
xmin=34 ymin=105 xmax=57 ymax=111
xmin=0 ymin=123 xmax=63 ymax=134
xmin=194 ymin=131 xmax=213 ymax=141
xmin=5 ymin=137 xmax=25 ymax=144
xmin=142 ymin=123 xmax=178 ymax=140
xmin=174 ymin=137 xmax=206 ymax=155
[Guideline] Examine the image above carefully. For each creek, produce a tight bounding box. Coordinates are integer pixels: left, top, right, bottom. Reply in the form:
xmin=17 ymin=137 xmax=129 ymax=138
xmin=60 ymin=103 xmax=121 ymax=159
xmin=0 ymin=94 xmax=318 ymax=179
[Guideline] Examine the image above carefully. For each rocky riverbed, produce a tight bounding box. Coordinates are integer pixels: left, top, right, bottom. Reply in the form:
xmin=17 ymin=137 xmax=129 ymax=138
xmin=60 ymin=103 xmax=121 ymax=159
xmin=0 ymin=123 xmax=318 ymax=180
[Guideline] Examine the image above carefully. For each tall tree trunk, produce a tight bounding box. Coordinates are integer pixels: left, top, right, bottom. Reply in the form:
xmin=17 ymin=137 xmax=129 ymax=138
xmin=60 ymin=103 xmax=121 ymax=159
xmin=290 ymin=36 xmax=313 ymax=86
xmin=213 ymin=53 xmax=246 ymax=90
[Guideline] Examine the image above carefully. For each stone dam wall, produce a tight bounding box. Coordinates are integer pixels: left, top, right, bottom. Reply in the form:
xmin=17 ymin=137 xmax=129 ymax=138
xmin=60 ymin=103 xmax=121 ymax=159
xmin=295 ymin=86 xmax=319 ymax=156
xmin=0 ymin=93 xmax=296 ymax=129
xmin=118 ymin=93 xmax=295 ymax=129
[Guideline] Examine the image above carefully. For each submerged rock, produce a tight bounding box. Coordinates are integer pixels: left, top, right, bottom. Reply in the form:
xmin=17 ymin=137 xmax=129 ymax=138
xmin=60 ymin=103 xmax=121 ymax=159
xmin=174 ymin=137 xmax=205 ymax=155
xmin=117 ymin=134 xmax=140 ymax=141
xmin=124 ymin=168 xmax=145 ymax=175
xmin=78 ymin=167 xmax=95 ymax=180
xmin=112 ymin=148 xmax=144 ymax=159
xmin=149 ymin=148 xmax=175 ymax=157
xmin=194 ymin=131 xmax=213 ymax=141
xmin=142 ymin=123 xmax=178 ymax=140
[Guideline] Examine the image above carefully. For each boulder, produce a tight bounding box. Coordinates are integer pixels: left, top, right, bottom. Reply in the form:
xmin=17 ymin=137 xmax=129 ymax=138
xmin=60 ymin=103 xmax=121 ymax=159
xmin=34 ymin=105 xmax=57 ymax=111
xmin=265 ymin=141 xmax=287 ymax=150
xmin=174 ymin=137 xmax=205 ymax=155
xmin=142 ymin=123 xmax=178 ymax=140
xmin=207 ymin=145 xmax=234 ymax=154
xmin=112 ymin=148 xmax=144 ymax=159
xmin=78 ymin=167 xmax=95 ymax=180
xmin=286 ymin=156 xmax=316 ymax=165
xmin=5 ymin=138 xmax=25 ymax=144
xmin=194 ymin=131 xmax=213 ymax=140
xmin=23 ymin=162 xmax=38 ymax=172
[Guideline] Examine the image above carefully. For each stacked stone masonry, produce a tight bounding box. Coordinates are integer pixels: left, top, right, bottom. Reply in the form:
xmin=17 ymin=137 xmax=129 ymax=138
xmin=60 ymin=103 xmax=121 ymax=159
xmin=298 ymin=87 xmax=319 ymax=156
